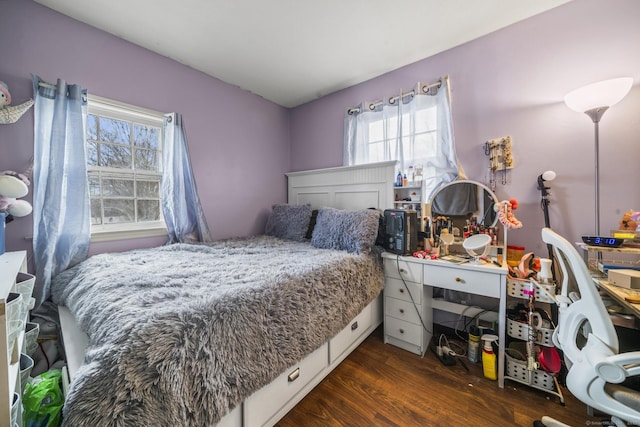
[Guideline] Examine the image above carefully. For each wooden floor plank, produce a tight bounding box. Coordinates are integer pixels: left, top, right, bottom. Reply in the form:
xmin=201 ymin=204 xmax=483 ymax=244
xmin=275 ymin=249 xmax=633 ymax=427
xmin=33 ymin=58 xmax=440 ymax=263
xmin=277 ymin=326 xmax=602 ymax=426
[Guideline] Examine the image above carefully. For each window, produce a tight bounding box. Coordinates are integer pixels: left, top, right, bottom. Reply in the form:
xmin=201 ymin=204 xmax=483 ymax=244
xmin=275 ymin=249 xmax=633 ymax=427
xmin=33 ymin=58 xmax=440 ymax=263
xmin=365 ymin=105 xmax=437 ymax=170
xmin=344 ymin=78 xmax=460 ymax=200
xmin=86 ymin=95 xmax=167 ymax=242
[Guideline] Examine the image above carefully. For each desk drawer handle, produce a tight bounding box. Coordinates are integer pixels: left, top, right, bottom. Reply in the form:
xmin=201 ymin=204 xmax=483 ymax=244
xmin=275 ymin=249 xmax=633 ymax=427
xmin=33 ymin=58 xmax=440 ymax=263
xmin=399 ymin=288 xmax=405 ymax=293
xmin=399 ymin=328 xmax=405 ymax=334
xmin=455 ymin=277 xmax=463 ymax=283
xmin=399 ymin=308 xmax=404 ymax=314
xmin=288 ymin=368 xmax=300 ymax=382
xmin=351 ymin=321 xmax=359 ymax=331
xmin=399 ymin=268 xmax=407 ymax=274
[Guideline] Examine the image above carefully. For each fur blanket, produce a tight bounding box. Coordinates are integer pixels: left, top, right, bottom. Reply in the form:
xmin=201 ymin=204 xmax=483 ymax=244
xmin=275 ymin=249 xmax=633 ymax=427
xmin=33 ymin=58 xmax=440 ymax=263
xmin=51 ymin=236 xmax=383 ymax=426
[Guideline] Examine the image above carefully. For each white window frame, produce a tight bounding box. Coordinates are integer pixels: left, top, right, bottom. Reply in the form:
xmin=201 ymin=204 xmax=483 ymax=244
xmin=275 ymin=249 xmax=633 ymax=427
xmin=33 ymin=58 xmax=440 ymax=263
xmin=87 ymin=94 xmax=167 ymax=243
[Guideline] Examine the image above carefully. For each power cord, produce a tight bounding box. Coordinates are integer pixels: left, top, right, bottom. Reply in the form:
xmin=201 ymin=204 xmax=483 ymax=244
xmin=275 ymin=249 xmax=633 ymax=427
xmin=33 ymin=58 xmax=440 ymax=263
xmin=395 ymin=255 xmax=432 ymax=337
xmin=435 ymin=333 xmax=469 ymax=371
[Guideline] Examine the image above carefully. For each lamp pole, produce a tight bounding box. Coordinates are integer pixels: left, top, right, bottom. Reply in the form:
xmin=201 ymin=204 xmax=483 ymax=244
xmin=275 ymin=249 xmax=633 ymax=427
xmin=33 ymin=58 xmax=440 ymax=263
xmin=584 ymin=106 xmax=608 ymax=236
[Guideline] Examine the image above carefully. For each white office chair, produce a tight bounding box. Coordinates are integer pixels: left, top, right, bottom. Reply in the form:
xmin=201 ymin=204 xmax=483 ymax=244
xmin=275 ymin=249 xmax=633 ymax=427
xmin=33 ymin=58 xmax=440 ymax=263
xmin=537 ymin=227 xmax=640 ymax=427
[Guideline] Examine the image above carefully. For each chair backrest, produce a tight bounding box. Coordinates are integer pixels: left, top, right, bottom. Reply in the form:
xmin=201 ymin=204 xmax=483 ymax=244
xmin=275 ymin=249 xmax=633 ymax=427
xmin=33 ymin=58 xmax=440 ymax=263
xmin=541 ymin=227 xmax=619 ymax=361
xmin=540 ymin=228 xmax=640 ymax=425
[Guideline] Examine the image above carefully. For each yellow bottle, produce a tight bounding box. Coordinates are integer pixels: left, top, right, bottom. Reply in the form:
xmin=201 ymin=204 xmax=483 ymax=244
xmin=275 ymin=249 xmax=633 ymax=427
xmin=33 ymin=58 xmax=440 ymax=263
xmin=481 ymin=334 xmax=498 ymax=380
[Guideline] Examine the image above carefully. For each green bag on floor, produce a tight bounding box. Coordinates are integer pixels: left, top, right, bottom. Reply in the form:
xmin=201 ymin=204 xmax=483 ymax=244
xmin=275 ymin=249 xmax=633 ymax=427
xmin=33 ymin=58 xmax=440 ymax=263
xmin=23 ymin=369 xmax=64 ymax=427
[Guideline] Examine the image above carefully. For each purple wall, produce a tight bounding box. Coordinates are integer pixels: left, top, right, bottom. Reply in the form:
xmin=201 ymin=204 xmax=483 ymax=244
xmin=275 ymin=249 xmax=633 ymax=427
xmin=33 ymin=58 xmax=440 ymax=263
xmin=1 ymin=0 xmax=290 ymax=261
xmin=2 ymin=0 xmax=640 ymax=266
xmin=289 ymin=0 xmax=640 ymax=254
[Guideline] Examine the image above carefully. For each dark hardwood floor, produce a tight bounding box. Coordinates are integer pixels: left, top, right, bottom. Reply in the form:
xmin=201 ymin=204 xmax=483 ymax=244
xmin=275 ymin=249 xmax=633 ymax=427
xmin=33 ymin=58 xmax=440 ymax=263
xmin=277 ymin=326 xmax=601 ymax=427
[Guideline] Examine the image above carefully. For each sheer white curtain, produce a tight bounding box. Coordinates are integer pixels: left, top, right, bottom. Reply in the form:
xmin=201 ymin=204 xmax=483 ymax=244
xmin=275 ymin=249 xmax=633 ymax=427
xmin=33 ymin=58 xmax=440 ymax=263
xmin=344 ymin=76 xmax=464 ymax=200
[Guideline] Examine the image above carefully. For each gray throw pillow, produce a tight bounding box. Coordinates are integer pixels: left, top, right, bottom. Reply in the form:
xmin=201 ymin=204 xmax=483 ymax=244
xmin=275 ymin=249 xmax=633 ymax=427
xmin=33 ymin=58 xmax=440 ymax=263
xmin=265 ymin=203 xmax=312 ymax=241
xmin=310 ymin=207 xmax=380 ymax=254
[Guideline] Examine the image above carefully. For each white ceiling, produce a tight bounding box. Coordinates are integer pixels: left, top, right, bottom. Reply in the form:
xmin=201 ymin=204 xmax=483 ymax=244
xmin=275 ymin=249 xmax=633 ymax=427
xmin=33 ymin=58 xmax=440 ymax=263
xmin=34 ymin=0 xmax=571 ymax=108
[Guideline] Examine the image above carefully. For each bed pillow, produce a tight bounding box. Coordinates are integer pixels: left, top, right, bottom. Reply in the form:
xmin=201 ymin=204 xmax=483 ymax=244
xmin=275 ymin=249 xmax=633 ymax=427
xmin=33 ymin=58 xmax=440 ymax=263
xmin=265 ymin=203 xmax=312 ymax=241
xmin=310 ymin=207 xmax=380 ymax=254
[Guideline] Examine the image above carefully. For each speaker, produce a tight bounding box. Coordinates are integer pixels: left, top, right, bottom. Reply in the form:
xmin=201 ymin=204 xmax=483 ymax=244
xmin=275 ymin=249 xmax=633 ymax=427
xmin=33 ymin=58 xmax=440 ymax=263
xmin=384 ymin=209 xmax=418 ymax=255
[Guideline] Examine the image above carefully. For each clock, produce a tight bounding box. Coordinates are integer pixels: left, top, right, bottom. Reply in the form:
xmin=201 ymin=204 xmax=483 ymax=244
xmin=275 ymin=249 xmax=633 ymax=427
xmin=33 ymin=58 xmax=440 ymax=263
xmin=581 ymin=236 xmax=624 ymax=247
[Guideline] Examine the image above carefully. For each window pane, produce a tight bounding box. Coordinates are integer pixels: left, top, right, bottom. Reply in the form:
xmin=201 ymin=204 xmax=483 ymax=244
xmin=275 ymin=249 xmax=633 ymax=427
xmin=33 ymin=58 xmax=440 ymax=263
xmin=415 ymin=107 xmax=437 ymax=133
xmin=134 ymin=124 xmax=159 ymax=149
xmin=100 ymin=144 xmax=132 ymax=168
xmin=88 ymin=173 xmax=101 ymax=196
xmin=137 ymin=200 xmax=160 ymax=222
xmin=103 ymin=199 xmax=135 ymax=224
xmin=99 ymin=117 xmax=130 ymax=145
xmin=368 ymin=141 xmax=384 ymax=163
xmin=368 ymin=121 xmax=383 ymax=142
xmin=134 ymin=148 xmax=158 ymax=171
xmin=87 ymin=114 xmax=98 ymax=140
xmin=90 ymin=199 xmax=102 ymax=225
xmin=137 ymin=179 xmax=160 ymax=198
xmin=87 ymin=141 xmax=98 ymax=166
xmin=413 ymin=132 xmax=437 ymax=159
xmin=387 ymin=116 xmax=399 ymax=135
xmin=401 ymin=113 xmax=412 ymax=137
xmin=102 ymin=177 xmax=134 ymax=197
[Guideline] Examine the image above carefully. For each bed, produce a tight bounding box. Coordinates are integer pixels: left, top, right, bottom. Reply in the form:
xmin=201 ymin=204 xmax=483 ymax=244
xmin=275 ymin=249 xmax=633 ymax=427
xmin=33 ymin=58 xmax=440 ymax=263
xmin=53 ymin=161 xmax=397 ymax=427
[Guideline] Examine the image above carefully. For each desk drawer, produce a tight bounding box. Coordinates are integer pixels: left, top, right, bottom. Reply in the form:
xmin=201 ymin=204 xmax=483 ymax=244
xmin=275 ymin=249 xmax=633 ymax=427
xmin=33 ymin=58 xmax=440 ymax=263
xmin=384 ymin=277 xmax=422 ymax=305
xmin=385 ymin=296 xmax=421 ymax=325
xmin=384 ymin=316 xmax=423 ymax=345
xmin=384 ymin=258 xmax=422 ymax=283
xmin=424 ymin=264 xmax=501 ymax=298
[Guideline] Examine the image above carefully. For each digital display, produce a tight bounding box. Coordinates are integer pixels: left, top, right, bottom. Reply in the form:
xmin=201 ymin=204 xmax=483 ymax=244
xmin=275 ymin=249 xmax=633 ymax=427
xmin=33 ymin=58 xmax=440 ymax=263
xmin=581 ymin=236 xmax=624 ymax=247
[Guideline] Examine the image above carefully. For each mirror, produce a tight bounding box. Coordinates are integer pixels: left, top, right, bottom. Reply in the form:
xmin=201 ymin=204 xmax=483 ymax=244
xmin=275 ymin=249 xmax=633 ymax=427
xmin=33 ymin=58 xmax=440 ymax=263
xmin=427 ymin=179 xmax=499 ymax=230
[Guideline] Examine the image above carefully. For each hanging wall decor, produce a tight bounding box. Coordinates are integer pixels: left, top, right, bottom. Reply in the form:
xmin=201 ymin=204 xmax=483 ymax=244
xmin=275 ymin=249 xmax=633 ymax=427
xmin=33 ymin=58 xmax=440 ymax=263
xmin=0 ymin=81 xmax=34 ymax=124
xmin=484 ymin=135 xmax=513 ymax=190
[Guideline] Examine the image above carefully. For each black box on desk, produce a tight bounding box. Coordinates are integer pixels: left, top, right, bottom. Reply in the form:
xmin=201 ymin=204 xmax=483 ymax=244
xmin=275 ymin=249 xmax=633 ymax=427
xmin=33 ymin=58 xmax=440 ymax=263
xmin=384 ymin=209 xmax=418 ymax=255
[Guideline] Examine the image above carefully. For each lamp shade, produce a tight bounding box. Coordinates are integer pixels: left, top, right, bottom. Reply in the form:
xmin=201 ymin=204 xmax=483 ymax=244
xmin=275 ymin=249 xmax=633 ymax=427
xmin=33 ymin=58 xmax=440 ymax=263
xmin=564 ymin=77 xmax=633 ymax=113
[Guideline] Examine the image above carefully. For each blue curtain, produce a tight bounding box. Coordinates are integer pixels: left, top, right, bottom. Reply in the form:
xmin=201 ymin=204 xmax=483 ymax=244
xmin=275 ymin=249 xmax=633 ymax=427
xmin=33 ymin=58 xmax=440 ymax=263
xmin=32 ymin=75 xmax=90 ymax=307
xmin=162 ymin=113 xmax=212 ymax=243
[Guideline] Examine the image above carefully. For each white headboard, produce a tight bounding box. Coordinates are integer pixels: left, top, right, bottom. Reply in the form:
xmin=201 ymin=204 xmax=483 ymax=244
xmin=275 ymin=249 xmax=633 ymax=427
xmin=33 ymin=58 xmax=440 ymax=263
xmin=286 ymin=161 xmax=397 ymax=211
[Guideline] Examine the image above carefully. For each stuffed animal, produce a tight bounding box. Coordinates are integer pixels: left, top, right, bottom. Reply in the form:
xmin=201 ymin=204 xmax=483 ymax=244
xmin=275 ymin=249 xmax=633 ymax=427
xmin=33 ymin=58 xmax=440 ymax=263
xmin=0 ymin=81 xmax=11 ymax=107
xmin=632 ymin=212 xmax=640 ymax=232
xmin=0 ymin=171 xmax=32 ymax=219
xmin=619 ymin=210 xmax=638 ymax=231
xmin=494 ymin=198 xmax=522 ymax=229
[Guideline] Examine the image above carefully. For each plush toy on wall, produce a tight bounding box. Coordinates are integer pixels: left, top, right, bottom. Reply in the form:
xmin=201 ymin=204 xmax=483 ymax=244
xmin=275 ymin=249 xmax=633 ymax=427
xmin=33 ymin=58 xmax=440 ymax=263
xmin=0 ymin=171 xmax=33 ymax=221
xmin=495 ymin=198 xmax=523 ymax=229
xmin=0 ymin=80 xmax=34 ymax=124
xmin=0 ymin=81 xmax=11 ymax=106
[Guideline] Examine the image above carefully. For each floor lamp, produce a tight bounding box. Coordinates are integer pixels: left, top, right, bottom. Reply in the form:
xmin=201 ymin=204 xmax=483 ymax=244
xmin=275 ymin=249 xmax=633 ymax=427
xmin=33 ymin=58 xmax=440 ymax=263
xmin=564 ymin=77 xmax=633 ymax=236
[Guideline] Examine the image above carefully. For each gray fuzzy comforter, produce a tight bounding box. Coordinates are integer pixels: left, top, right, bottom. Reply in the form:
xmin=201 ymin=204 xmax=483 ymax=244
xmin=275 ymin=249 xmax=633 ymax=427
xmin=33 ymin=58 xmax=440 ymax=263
xmin=51 ymin=236 xmax=383 ymax=426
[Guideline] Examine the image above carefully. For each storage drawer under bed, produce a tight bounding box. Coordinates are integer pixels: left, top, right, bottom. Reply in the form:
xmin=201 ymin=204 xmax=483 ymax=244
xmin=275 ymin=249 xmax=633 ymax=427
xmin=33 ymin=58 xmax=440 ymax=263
xmin=244 ymin=343 xmax=328 ymax=426
xmin=329 ymin=302 xmax=373 ymax=364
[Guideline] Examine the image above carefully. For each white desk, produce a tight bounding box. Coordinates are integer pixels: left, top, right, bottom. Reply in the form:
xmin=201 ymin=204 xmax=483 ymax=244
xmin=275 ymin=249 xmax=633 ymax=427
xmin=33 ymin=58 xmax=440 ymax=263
xmin=382 ymin=252 xmax=508 ymax=388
